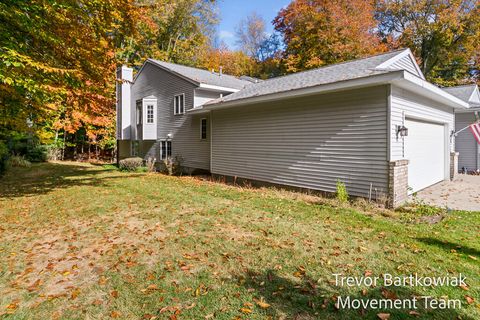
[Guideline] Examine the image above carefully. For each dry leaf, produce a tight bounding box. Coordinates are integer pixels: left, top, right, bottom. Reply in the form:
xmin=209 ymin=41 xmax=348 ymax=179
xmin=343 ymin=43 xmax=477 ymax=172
xmin=459 ymin=284 xmax=469 ymax=291
xmin=255 ymin=299 xmax=270 ymax=309
xmin=377 ymin=313 xmax=390 ymax=320
xmin=111 ymin=311 xmax=122 ymax=318
xmin=465 ymin=295 xmax=474 ymax=304
xmin=240 ymin=307 xmax=252 ymax=314
xmin=381 ymin=288 xmax=398 ymax=300
xmin=110 ymin=290 xmax=119 ymax=298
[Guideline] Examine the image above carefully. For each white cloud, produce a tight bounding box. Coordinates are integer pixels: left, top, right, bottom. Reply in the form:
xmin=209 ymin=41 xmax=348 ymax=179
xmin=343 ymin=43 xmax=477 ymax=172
xmin=218 ymin=30 xmax=234 ymax=39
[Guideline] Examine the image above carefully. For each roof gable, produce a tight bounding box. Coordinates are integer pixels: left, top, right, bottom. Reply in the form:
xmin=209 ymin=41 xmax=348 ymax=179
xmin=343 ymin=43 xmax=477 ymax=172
xmin=375 ymin=49 xmax=425 ymax=79
xmin=443 ymin=84 xmax=480 ymax=106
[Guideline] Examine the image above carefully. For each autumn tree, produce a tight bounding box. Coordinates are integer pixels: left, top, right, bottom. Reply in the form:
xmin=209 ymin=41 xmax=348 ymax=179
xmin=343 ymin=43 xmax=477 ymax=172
xmin=375 ymin=0 xmax=480 ymax=86
xmin=118 ymin=0 xmax=219 ymax=68
xmin=273 ymin=0 xmax=386 ymax=73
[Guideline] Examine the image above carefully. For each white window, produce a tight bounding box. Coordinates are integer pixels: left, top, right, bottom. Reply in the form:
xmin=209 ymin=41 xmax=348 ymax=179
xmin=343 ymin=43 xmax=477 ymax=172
xmin=160 ymin=140 xmax=172 ymax=160
xmin=146 ymin=104 xmax=154 ymax=124
xmin=200 ymin=118 xmax=207 ymax=140
xmin=174 ymin=94 xmax=185 ymax=115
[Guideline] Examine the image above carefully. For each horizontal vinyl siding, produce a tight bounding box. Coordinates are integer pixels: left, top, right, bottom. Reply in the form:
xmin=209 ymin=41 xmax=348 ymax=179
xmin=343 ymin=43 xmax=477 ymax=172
xmin=455 ymin=112 xmax=478 ymax=170
xmin=390 ymin=55 xmax=420 ymax=77
xmin=390 ymin=86 xmax=455 ymax=161
xmin=131 ymin=63 xmax=210 ymax=170
xmin=211 ymin=86 xmax=388 ymax=197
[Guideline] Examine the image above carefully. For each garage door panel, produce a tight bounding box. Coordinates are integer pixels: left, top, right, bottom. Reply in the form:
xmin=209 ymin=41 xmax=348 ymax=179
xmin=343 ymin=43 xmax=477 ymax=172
xmin=404 ymin=119 xmax=445 ymax=193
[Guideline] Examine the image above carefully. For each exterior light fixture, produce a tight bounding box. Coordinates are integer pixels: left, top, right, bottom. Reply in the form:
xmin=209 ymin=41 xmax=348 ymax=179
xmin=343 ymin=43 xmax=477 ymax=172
xmin=397 ymin=125 xmax=408 ymax=137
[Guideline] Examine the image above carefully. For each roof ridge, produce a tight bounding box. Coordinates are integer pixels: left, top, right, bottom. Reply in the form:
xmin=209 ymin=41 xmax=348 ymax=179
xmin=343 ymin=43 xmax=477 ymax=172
xmin=148 ymin=58 xmax=242 ymax=80
xmin=260 ymin=48 xmax=409 ymax=83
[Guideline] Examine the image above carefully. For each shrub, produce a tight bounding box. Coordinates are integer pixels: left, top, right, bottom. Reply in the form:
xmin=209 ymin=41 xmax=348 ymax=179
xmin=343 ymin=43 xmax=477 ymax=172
xmin=161 ymin=155 xmax=183 ymax=176
xmin=7 ymin=155 xmax=31 ymax=168
xmin=336 ymin=180 xmax=349 ymax=203
xmin=146 ymin=157 xmax=156 ymax=172
xmin=26 ymin=145 xmax=47 ymax=162
xmin=119 ymin=157 xmax=144 ymax=171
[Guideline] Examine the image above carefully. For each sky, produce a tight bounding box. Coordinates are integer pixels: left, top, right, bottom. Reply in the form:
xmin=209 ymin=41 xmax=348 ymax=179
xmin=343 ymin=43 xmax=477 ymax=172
xmin=216 ymin=0 xmax=291 ymax=49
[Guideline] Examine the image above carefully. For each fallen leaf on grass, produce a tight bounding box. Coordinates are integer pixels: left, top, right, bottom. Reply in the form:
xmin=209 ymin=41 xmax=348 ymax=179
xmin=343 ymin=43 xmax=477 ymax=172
xmin=70 ymin=288 xmax=80 ymax=300
xmin=465 ymin=295 xmax=475 ymax=304
xmin=409 ymin=310 xmax=420 ymax=316
xmin=468 ymin=255 xmax=477 ymax=261
xmin=459 ymin=284 xmax=469 ymax=291
xmin=253 ymin=298 xmax=270 ymax=309
xmin=240 ymin=307 xmax=252 ymax=314
xmin=110 ymin=290 xmax=119 ymax=298
xmin=381 ymin=288 xmax=398 ymax=300
xmin=111 ymin=311 xmax=122 ymax=318
xmin=377 ymin=313 xmax=390 ymax=320
xmin=27 ymin=279 xmax=42 ymax=292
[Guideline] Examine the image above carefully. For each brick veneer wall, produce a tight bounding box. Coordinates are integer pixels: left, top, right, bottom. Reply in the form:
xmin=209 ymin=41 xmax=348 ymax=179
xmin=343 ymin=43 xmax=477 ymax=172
xmin=388 ymin=159 xmax=409 ymax=208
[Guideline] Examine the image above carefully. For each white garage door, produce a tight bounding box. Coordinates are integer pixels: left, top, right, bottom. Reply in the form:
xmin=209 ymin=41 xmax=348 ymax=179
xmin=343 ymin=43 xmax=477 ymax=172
xmin=404 ymin=119 xmax=445 ymax=193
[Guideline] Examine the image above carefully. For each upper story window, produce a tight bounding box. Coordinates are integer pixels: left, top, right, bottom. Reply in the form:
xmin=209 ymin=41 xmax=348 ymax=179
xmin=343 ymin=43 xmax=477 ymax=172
xmin=174 ymin=94 xmax=185 ymax=115
xmin=146 ymin=104 xmax=154 ymax=124
xmin=200 ymin=118 xmax=207 ymax=140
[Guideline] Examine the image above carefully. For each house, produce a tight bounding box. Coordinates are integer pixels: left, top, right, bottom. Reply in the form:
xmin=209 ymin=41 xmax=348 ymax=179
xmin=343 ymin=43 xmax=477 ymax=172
xmin=443 ymin=85 xmax=480 ymax=173
xmin=116 ymin=49 xmax=469 ymax=207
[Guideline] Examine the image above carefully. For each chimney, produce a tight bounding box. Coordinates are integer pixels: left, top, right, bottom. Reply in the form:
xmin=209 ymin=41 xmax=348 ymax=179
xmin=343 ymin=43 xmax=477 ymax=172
xmin=219 ymin=66 xmax=223 ymax=76
xmin=116 ymin=65 xmax=133 ymax=140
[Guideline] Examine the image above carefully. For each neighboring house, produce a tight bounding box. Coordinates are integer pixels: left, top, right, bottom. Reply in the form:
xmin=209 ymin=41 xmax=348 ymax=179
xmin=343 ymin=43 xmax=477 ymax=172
xmin=444 ymin=85 xmax=480 ymax=172
xmin=116 ymin=49 xmax=469 ymax=207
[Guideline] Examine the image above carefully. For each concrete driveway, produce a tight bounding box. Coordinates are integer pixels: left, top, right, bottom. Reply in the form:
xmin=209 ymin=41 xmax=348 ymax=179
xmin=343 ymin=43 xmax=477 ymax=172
xmin=415 ymin=174 xmax=480 ymax=211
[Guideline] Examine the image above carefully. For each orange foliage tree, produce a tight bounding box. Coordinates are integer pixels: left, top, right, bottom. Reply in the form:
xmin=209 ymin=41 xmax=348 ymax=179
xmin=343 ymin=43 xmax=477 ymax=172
xmin=273 ymin=0 xmax=386 ymax=73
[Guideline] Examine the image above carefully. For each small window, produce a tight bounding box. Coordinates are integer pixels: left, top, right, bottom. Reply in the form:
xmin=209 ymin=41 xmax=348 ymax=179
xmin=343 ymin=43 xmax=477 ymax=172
xmin=200 ymin=118 xmax=207 ymax=140
xmin=174 ymin=94 xmax=185 ymax=115
xmin=146 ymin=104 xmax=154 ymax=124
xmin=136 ymin=100 xmax=142 ymax=125
xmin=160 ymin=140 xmax=172 ymax=160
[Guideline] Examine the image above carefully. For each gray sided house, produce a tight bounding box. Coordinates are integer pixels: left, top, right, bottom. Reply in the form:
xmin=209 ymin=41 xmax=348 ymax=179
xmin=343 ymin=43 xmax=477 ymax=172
xmin=116 ymin=49 xmax=469 ymax=207
xmin=443 ymin=85 xmax=480 ymax=172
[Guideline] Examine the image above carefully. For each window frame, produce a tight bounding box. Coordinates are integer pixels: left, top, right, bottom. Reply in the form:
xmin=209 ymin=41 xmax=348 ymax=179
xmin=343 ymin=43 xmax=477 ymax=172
xmin=174 ymin=93 xmax=185 ymax=115
xmin=146 ymin=104 xmax=154 ymax=124
xmin=200 ymin=118 xmax=207 ymax=140
xmin=160 ymin=140 xmax=172 ymax=160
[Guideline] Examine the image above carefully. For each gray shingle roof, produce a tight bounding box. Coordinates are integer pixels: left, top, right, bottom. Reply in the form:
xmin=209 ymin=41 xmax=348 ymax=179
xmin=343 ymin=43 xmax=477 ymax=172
xmin=205 ymin=49 xmax=409 ymax=106
xmin=148 ymin=59 xmax=251 ymax=90
xmin=443 ymin=85 xmax=477 ymax=103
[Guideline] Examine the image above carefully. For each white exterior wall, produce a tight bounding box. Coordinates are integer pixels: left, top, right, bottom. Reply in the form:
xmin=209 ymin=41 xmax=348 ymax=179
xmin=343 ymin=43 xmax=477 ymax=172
xmin=194 ymin=89 xmax=222 ymax=107
xmin=390 ymin=86 xmax=455 ymax=181
xmin=211 ymin=86 xmax=389 ymax=198
xmin=390 ymin=86 xmax=455 ymax=160
xmin=116 ymin=66 xmax=133 ymax=140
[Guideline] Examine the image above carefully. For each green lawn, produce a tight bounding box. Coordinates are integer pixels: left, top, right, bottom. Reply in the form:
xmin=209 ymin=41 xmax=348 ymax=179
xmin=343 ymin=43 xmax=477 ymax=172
xmin=0 ymin=162 xmax=478 ymax=319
